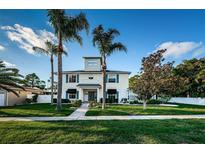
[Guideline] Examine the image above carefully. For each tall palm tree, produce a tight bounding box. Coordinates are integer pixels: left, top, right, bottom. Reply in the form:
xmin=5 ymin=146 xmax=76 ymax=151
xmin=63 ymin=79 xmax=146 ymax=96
xmin=47 ymin=9 xmax=89 ymax=111
xmin=33 ymin=41 xmax=67 ymax=105
xmin=0 ymin=61 xmax=24 ymax=96
xmin=92 ymin=25 xmax=127 ymax=109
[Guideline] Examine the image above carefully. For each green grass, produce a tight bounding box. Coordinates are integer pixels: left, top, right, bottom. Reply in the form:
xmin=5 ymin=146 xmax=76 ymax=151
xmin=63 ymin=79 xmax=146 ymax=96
xmin=0 ymin=119 xmax=205 ymax=143
xmin=0 ymin=103 xmax=76 ymax=117
xmin=86 ymin=104 xmax=205 ymax=116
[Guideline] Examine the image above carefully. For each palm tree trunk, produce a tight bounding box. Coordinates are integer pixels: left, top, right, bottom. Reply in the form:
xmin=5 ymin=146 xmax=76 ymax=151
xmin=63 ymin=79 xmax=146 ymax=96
xmin=50 ymin=54 xmax=54 ymax=105
xmin=102 ymin=55 xmax=106 ymax=110
xmin=56 ymin=52 xmax=62 ymax=111
xmin=56 ymin=31 xmax=63 ymax=111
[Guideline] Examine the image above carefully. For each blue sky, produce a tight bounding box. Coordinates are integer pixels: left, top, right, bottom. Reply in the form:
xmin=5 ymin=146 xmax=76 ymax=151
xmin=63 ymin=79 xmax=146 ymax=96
xmin=1 ymin=9 xmax=205 ymax=82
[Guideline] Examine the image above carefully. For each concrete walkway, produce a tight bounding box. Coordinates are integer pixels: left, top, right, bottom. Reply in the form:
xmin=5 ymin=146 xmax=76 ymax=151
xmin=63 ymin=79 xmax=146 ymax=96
xmin=0 ymin=103 xmax=205 ymax=121
xmin=68 ymin=103 xmax=89 ymax=119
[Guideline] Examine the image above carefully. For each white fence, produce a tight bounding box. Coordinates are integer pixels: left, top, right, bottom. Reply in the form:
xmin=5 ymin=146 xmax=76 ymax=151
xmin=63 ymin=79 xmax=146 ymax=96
xmin=169 ymin=97 xmax=205 ymax=106
xmin=37 ymin=95 xmax=57 ymax=103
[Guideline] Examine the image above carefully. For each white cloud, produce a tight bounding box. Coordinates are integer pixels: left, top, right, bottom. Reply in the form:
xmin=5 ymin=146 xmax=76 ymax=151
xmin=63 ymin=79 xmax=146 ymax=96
xmin=154 ymin=41 xmax=202 ymax=58
xmin=1 ymin=26 xmax=15 ymax=30
xmin=0 ymin=44 xmax=5 ymax=51
xmin=2 ymin=61 xmax=16 ymax=68
xmin=1 ymin=24 xmax=57 ymax=54
xmin=46 ymin=21 xmax=52 ymax=27
xmin=192 ymin=47 xmax=205 ymax=57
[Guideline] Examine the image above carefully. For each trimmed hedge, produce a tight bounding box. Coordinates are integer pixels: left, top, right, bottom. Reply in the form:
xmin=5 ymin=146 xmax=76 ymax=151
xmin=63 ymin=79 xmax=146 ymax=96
xmin=53 ymin=98 xmax=71 ymax=104
xmin=147 ymin=99 xmax=165 ymax=104
xmin=129 ymin=100 xmax=140 ymax=104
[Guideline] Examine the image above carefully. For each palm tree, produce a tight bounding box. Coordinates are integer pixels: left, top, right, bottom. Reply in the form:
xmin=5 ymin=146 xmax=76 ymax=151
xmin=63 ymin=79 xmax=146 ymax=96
xmin=33 ymin=41 xmax=67 ymax=105
xmin=0 ymin=61 xmax=24 ymax=96
xmin=92 ymin=25 xmax=127 ymax=109
xmin=47 ymin=9 xmax=89 ymax=111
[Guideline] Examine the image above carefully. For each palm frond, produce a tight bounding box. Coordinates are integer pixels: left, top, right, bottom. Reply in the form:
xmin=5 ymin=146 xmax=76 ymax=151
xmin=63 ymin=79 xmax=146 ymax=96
xmin=0 ymin=60 xmax=25 ymax=96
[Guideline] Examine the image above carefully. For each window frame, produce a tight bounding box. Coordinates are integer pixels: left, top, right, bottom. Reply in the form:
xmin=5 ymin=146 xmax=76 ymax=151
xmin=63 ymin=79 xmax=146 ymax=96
xmin=87 ymin=60 xmax=97 ymax=67
xmin=69 ymin=74 xmax=77 ymax=83
xmin=69 ymin=93 xmax=76 ymax=99
xmin=108 ymin=74 xmax=117 ymax=83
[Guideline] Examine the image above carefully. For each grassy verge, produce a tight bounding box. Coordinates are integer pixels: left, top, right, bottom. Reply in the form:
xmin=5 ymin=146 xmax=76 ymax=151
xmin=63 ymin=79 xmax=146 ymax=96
xmin=0 ymin=119 xmax=205 ymax=143
xmin=0 ymin=103 xmax=76 ymax=117
xmin=86 ymin=104 xmax=205 ymax=116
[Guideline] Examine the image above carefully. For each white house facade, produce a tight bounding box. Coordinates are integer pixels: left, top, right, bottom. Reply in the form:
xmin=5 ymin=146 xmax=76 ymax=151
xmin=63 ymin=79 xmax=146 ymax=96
xmin=61 ymin=57 xmax=131 ymax=103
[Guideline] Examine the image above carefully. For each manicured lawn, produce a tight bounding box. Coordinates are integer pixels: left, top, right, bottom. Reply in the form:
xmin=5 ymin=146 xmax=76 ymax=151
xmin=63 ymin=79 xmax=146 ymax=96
xmin=0 ymin=103 xmax=76 ymax=117
xmin=86 ymin=104 xmax=205 ymax=116
xmin=0 ymin=119 xmax=205 ymax=143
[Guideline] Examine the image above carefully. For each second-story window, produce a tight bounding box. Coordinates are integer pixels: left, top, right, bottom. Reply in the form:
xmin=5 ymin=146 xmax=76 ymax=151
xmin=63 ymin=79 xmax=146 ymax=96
xmin=69 ymin=74 xmax=77 ymax=83
xmin=107 ymin=74 xmax=119 ymax=83
xmin=108 ymin=74 xmax=117 ymax=83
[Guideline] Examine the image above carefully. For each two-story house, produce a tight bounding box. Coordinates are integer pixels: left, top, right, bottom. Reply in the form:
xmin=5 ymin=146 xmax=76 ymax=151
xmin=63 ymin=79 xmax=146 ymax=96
xmin=61 ymin=57 xmax=131 ymax=103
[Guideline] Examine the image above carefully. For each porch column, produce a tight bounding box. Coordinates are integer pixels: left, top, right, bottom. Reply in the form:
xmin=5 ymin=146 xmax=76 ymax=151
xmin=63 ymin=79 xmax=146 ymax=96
xmin=79 ymin=88 xmax=83 ymax=101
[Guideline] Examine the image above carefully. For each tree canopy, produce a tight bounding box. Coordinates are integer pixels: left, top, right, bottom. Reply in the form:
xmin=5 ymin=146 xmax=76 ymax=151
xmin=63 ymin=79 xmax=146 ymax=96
xmin=0 ymin=60 xmax=24 ymax=96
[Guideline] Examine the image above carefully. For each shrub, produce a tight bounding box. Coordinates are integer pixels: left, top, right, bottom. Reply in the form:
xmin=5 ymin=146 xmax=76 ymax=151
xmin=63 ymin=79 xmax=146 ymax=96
xmin=71 ymin=100 xmax=82 ymax=107
xmin=120 ymin=98 xmax=128 ymax=103
xmin=89 ymin=101 xmax=101 ymax=107
xmin=129 ymin=100 xmax=140 ymax=104
xmin=147 ymin=99 xmax=164 ymax=104
xmin=25 ymin=98 xmax=32 ymax=104
xmin=32 ymin=94 xmax=38 ymax=103
xmin=53 ymin=98 xmax=71 ymax=104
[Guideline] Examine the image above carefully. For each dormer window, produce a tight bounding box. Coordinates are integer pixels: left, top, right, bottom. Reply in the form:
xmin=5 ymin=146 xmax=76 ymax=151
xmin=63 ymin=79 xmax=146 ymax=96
xmin=87 ymin=60 xmax=97 ymax=66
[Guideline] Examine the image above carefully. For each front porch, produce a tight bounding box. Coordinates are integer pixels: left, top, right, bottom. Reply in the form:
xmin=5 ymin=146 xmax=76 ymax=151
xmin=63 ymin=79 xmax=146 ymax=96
xmin=65 ymin=84 xmax=119 ymax=103
xmin=77 ymin=84 xmax=101 ymax=102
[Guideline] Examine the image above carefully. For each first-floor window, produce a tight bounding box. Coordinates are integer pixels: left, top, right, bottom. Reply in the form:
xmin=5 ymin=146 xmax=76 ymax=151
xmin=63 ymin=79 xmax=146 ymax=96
xmin=106 ymin=89 xmax=118 ymax=103
xmin=69 ymin=93 xmax=76 ymax=99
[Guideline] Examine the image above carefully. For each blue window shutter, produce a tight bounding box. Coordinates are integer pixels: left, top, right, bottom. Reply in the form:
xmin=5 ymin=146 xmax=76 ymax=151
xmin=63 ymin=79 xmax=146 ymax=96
xmin=77 ymin=74 xmax=79 ymax=83
xmin=66 ymin=74 xmax=68 ymax=83
xmin=106 ymin=74 xmax=108 ymax=83
xmin=117 ymin=74 xmax=119 ymax=83
xmin=117 ymin=91 xmax=119 ymax=103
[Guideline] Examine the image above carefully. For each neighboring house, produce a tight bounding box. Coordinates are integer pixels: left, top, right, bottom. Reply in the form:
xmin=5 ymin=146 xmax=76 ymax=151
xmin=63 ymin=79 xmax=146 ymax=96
xmin=60 ymin=57 xmax=131 ymax=103
xmin=0 ymin=87 xmax=43 ymax=106
xmin=0 ymin=88 xmax=27 ymax=106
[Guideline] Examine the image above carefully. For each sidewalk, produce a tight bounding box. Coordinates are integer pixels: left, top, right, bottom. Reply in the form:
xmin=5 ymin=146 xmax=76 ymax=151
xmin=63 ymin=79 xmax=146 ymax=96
xmin=0 ymin=115 xmax=205 ymax=121
xmin=0 ymin=103 xmax=205 ymax=121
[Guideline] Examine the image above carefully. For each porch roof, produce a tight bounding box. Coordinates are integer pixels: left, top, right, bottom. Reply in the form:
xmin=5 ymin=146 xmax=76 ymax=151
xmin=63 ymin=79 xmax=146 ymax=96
xmin=76 ymin=84 xmax=101 ymax=88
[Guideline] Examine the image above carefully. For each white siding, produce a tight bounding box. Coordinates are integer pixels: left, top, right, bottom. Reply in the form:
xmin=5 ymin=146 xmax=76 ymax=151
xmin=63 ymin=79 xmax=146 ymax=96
xmin=62 ymin=73 xmax=129 ymax=102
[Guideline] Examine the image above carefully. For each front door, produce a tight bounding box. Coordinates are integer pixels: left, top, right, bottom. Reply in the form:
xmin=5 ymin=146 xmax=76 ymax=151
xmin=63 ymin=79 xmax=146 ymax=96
xmin=88 ymin=91 xmax=97 ymax=101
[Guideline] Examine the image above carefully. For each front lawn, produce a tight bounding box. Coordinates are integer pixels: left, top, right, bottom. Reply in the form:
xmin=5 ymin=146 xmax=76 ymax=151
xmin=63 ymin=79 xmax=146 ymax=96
xmin=86 ymin=104 xmax=205 ymax=116
xmin=0 ymin=103 xmax=76 ymax=117
xmin=0 ymin=119 xmax=205 ymax=143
